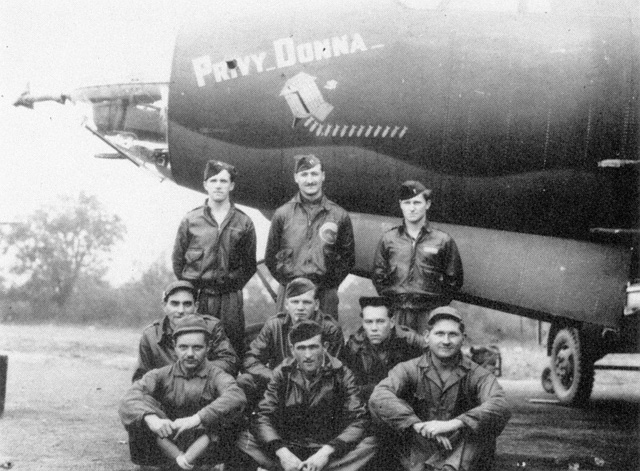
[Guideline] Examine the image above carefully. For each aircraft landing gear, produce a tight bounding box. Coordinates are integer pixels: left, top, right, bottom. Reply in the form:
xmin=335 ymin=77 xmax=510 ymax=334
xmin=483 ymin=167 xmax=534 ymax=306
xmin=540 ymin=366 xmax=554 ymax=394
xmin=548 ymin=326 xmax=595 ymax=405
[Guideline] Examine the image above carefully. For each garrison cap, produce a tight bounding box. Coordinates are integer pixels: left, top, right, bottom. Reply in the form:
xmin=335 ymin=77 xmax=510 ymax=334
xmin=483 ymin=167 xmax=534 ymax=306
xmin=163 ymin=280 xmax=197 ymax=302
xmin=204 ymin=160 xmax=237 ymax=182
xmin=294 ymin=154 xmax=322 ymax=173
xmin=399 ymin=180 xmax=432 ymax=201
xmin=427 ymin=306 xmax=463 ymax=326
xmin=359 ymin=296 xmax=391 ymax=310
xmin=285 ymin=277 xmax=318 ymax=299
xmin=288 ymin=320 xmax=323 ymax=345
xmin=172 ymin=314 xmax=209 ymax=339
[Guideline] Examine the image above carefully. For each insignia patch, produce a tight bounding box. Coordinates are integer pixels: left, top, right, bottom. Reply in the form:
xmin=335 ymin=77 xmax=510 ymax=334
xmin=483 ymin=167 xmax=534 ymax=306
xmin=319 ymin=222 xmax=338 ymax=245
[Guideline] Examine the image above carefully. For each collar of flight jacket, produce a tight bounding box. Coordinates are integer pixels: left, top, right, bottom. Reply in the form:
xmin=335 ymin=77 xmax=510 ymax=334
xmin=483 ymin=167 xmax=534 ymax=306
xmin=292 ymin=192 xmax=330 ymax=210
xmin=280 ymin=353 xmax=341 ymax=386
xmin=351 ymin=325 xmax=404 ymax=352
xmin=398 ymin=220 xmax=433 ymax=238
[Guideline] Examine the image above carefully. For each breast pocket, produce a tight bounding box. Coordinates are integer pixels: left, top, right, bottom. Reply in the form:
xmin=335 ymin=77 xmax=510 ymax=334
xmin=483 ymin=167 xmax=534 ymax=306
xmin=416 ymin=245 xmax=444 ymax=282
xmin=184 ymin=249 xmax=204 ymax=277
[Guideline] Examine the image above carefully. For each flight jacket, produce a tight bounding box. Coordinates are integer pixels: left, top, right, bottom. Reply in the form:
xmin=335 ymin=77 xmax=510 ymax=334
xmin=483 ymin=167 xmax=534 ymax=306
xmin=254 ymin=354 xmax=369 ymax=457
xmin=172 ymin=202 xmax=257 ymax=294
xmin=372 ymin=222 xmax=463 ymax=305
xmin=340 ymin=325 xmax=426 ymax=400
xmin=132 ymin=314 xmax=239 ymax=382
xmin=243 ymin=310 xmax=344 ymax=384
xmin=265 ymin=194 xmax=355 ymax=289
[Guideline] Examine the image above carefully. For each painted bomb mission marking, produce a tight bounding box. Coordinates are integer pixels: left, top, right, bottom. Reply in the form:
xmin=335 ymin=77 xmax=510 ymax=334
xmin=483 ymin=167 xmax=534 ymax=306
xmin=192 ymin=33 xmax=407 ymax=139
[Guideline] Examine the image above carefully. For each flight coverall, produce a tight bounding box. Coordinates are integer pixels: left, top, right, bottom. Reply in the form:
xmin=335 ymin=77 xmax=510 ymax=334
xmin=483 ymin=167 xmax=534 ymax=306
xmin=119 ymin=360 xmax=246 ymax=467
xmin=265 ymin=194 xmax=355 ymax=319
xmin=237 ymin=310 xmax=344 ymax=407
xmin=340 ymin=324 xmax=426 ymax=401
xmin=132 ymin=314 xmax=239 ymax=382
xmin=173 ymin=202 xmax=257 ymax=355
xmin=237 ymin=355 xmax=377 ymax=471
xmin=369 ymin=353 xmax=511 ymax=471
xmin=373 ymin=222 xmax=463 ymax=333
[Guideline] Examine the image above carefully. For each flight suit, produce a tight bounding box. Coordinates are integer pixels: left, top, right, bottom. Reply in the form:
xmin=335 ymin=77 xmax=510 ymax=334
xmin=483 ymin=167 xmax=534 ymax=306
xmin=369 ymin=353 xmax=510 ymax=471
xmin=132 ymin=314 xmax=239 ymax=382
xmin=119 ymin=360 xmax=246 ymax=467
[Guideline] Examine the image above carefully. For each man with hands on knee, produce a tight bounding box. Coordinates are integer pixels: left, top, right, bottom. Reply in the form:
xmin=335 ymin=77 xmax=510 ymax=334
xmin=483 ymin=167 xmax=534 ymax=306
xmin=119 ymin=315 xmax=246 ymax=470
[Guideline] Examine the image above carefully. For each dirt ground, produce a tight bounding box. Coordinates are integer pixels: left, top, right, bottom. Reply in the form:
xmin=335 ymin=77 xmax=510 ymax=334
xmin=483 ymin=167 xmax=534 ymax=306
xmin=0 ymin=324 xmax=638 ymax=470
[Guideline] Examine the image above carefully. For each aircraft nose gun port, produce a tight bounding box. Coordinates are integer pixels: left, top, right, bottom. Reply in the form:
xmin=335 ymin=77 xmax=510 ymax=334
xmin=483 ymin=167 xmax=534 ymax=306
xmin=74 ymin=83 xmax=171 ymax=181
xmin=14 ymin=82 xmax=172 ymax=181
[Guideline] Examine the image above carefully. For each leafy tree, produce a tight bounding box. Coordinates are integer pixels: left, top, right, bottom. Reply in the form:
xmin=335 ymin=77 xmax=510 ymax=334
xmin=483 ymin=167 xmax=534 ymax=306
xmin=2 ymin=193 xmax=126 ymax=314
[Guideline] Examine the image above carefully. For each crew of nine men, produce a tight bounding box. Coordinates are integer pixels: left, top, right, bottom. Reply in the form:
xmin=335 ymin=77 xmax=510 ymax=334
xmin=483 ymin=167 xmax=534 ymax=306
xmin=118 ymin=155 xmax=511 ymax=471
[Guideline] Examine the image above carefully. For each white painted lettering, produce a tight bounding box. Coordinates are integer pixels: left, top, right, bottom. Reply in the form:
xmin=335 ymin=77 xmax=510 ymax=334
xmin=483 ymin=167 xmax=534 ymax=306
xmin=192 ymin=56 xmax=213 ymax=87
xmin=236 ymin=56 xmax=252 ymax=76
xmin=212 ymin=61 xmax=230 ymax=82
xmin=251 ymin=52 xmax=267 ymax=72
xmin=332 ymin=35 xmax=350 ymax=57
xmin=314 ymin=39 xmax=332 ymax=61
xmin=297 ymin=42 xmax=314 ymax=63
xmin=275 ymin=38 xmax=296 ymax=68
xmin=350 ymin=33 xmax=368 ymax=53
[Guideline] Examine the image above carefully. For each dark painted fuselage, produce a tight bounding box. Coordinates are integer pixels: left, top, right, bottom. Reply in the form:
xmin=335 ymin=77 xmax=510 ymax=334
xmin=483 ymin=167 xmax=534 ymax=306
xmin=165 ymin=0 xmax=639 ymax=334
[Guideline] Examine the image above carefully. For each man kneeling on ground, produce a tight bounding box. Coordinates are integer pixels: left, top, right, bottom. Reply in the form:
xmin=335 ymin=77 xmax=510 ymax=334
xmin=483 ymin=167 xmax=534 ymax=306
xmin=341 ymin=295 xmax=425 ymax=402
xmin=369 ymin=307 xmax=510 ymax=471
xmin=238 ymin=277 xmax=343 ymax=408
xmin=119 ymin=315 xmax=246 ymax=470
xmin=236 ymin=320 xmax=376 ymax=471
xmin=132 ymin=280 xmax=239 ymax=382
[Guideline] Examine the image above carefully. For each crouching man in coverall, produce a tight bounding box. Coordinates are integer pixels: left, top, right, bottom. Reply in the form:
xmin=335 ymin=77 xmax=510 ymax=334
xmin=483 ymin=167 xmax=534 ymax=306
xmin=236 ymin=320 xmax=376 ymax=471
xmin=119 ymin=315 xmax=246 ymax=470
xmin=369 ymin=307 xmax=510 ymax=471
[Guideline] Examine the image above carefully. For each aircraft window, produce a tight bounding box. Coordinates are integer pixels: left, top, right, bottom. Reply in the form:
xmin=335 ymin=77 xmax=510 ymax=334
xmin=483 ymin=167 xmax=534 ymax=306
xmin=72 ymin=83 xmax=171 ymax=180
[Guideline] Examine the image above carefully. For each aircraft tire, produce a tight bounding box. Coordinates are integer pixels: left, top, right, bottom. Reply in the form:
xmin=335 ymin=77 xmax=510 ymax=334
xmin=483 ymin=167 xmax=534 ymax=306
xmin=550 ymin=327 xmax=595 ymax=405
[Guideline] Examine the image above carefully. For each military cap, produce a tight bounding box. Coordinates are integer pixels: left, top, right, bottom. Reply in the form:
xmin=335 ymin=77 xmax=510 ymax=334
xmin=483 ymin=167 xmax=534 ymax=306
xmin=204 ymin=160 xmax=237 ymax=182
xmin=294 ymin=154 xmax=322 ymax=173
xmin=399 ymin=180 xmax=432 ymax=201
xmin=172 ymin=314 xmax=209 ymax=339
xmin=285 ymin=277 xmax=318 ymax=299
xmin=163 ymin=280 xmax=197 ymax=302
xmin=288 ymin=320 xmax=323 ymax=345
xmin=359 ymin=296 xmax=391 ymax=310
xmin=427 ymin=306 xmax=463 ymax=326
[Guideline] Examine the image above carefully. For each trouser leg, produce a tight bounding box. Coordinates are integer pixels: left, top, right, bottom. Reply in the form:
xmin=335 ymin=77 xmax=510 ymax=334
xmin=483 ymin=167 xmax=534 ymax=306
xmin=235 ymin=430 xmax=279 ymax=470
xmin=399 ymin=431 xmax=496 ymax=471
xmin=324 ymin=436 xmax=378 ymax=471
xmin=392 ymin=298 xmax=448 ymax=334
xmin=199 ymin=290 xmax=246 ymax=357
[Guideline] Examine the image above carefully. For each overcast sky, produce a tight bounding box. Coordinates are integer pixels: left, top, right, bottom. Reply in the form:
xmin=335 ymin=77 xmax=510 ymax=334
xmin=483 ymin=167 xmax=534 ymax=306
xmin=0 ymin=1 xmax=269 ymax=285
